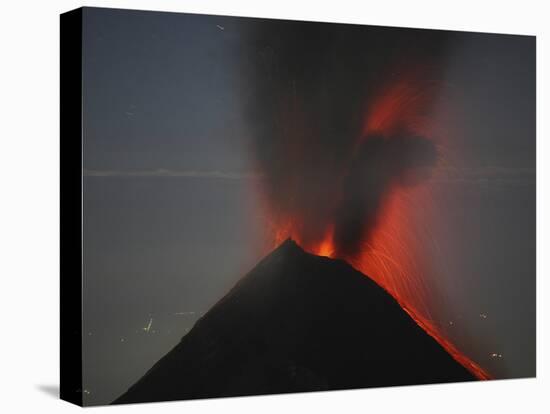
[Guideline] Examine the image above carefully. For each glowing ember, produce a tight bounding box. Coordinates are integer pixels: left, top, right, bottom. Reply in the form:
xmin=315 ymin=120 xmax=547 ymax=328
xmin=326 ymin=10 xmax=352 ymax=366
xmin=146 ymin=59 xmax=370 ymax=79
xmin=313 ymin=225 xmax=335 ymax=257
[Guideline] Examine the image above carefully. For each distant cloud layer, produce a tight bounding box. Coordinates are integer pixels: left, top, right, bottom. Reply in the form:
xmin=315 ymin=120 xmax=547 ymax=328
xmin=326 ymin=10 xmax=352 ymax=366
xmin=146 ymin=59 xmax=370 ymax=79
xmin=83 ymin=169 xmax=260 ymax=179
xmin=431 ymin=166 xmax=535 ymax=186
xmin=83 ymin=167 xmax=534 ymax=185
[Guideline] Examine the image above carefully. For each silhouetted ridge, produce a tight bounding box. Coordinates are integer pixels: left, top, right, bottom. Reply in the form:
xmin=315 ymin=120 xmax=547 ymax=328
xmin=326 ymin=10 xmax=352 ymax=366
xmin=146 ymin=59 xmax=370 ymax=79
xmin=114 ymin=240 xmax=475 ymax=404
xmin=278 ymin=237 xmax=300 ymax=250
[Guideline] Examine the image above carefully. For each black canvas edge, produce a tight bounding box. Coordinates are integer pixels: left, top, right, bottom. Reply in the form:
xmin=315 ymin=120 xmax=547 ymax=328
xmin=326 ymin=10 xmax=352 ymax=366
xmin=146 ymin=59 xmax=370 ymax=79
xmin=60 ymin=7 xmax=84 ymax=407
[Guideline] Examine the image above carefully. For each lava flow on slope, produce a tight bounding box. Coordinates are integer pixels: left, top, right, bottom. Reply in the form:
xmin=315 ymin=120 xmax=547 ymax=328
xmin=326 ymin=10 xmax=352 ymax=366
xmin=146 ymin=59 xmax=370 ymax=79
xmin=261 ymin=72 xmax=491 ymax=381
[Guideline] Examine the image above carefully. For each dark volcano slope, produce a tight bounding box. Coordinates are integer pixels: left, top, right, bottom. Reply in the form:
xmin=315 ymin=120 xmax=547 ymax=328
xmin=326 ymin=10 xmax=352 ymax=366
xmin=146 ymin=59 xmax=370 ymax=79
xmin=114 ymin=239 xmax=475 ymax=404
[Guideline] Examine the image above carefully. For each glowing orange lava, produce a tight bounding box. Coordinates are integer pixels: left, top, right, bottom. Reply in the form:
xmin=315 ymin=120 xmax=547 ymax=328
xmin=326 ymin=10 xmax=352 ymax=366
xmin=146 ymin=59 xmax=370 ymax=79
xmin=263 ymin=71 xmax=491 ymax=380
xmin=342 ymin=189 xmax=490 ymax=380
xmin=270 ymin=189 xmax=491 ymax=380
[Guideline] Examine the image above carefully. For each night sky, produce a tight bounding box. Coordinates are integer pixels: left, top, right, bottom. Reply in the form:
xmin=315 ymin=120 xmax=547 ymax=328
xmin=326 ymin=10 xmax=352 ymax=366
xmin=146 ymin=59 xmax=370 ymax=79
xmin=81 ymin=7 xmax=535 ymax=405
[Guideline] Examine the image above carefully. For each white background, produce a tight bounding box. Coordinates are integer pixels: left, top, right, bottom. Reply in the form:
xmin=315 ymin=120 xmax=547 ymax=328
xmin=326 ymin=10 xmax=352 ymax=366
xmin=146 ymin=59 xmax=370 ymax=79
xmin=0 ymin=0 xmax=547 ymax=412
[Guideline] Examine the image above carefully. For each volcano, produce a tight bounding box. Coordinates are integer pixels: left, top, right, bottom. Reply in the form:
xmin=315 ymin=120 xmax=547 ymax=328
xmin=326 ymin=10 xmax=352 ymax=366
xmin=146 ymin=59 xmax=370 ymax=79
xmin=114 ymin=239 xmax=475 ymax=404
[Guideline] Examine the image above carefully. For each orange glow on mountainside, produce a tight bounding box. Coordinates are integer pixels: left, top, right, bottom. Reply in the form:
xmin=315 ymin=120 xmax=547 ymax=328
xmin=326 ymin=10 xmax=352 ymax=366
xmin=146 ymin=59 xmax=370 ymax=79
xmin=262 ymin=70 xmax=491 ymax=380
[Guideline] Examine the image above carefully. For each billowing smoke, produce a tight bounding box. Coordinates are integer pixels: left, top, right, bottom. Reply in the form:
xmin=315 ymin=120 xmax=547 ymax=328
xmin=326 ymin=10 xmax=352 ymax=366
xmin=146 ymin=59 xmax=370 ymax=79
xmin=333 ymin=133 xmax=437 ymax=256
xmin=242 ymin=21 xmax=490 ymax=379
xmin=245 ymin=21 xmax=449 ymax=259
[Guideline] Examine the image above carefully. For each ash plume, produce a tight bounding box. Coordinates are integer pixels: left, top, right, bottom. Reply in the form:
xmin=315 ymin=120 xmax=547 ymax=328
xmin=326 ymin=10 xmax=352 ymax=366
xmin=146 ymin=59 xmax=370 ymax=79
xmin=244 ymin=20 xmax=452 ymax=257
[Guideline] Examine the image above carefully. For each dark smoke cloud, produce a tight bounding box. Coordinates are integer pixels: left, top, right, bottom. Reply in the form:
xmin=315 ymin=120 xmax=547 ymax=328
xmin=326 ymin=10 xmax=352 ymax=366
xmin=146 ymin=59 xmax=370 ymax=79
xmin=244 ymin=20 xmax=454 ymax=255
xmin=334 ymin=134 xmax=438 ymax=256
